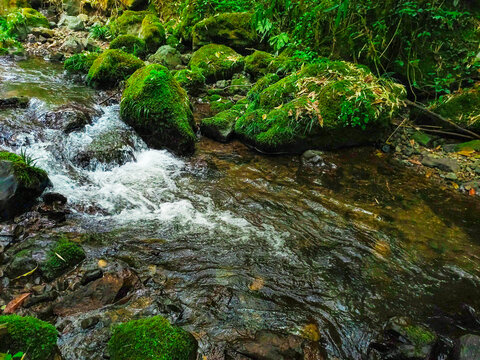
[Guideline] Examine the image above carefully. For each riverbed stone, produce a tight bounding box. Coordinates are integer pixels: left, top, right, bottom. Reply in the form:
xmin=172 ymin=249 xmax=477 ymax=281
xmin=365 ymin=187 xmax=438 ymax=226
xmin=189 ymin=44 xmax=244 ymax=82
xmin=58 ymin=14 xmax=85 ymax=31
xmin=0 ymin=152 xmax=50 ymax=220
xmin=454 ymin=334 xmax=480 ymax=360
xmin=148 ymin=45 xmax=182 ymax=69
xmin=44 ymin=103 xmax=101 ymax=133
xmin=421 ymin=156 xmax=460 ymax=172
xmin=120 ymin=64 xmax=196 ymax=155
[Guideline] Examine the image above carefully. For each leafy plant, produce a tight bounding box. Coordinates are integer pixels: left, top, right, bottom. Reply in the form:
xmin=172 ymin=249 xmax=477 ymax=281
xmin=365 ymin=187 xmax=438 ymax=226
xmin=89 ymin=25 xmax=112 ymax=40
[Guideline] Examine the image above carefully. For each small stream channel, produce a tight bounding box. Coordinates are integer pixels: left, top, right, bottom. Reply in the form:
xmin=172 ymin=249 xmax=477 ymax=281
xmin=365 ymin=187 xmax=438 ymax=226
xmin=1 ymin=57 xmax=480 ymax=359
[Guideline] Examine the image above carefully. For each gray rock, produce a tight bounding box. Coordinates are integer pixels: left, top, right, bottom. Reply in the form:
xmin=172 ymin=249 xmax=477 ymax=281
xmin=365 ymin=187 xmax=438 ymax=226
xmin=80 ymin=316 xmax=100 ymax=329
xmin=58 ymin=14 xmax=85 ymax=31
xmin=30 ymin=27 xmax=55 ymax=38
xmin=455 ymin=334 xmax=480 ymax=360
xmin=148 ymin=45 xmax=182 ymax=69
xmin=302 ymin=150 xmax=325 ymax=165
xmin=421 ymin=156 xmax=460 ymax=172
xmin=44 ymin=103 xmax=100 ymax=133
xmin=59 ymin=36 xmax=85 ymax=53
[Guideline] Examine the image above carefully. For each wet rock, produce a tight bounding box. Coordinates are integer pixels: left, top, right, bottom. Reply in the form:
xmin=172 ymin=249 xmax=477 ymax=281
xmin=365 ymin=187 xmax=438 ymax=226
xmin=81 ymin=268 xmax=103 ymax=285
xmin=230 ymin=330 xmax=326 ymax=360
xmin=53 ymin=268 xmax=139 ymax=316
xmin=0 ymin=96 xmax=29 ymax=109
xmin=73 ymin=129 xmax=137 ymax=168
xmin=454 ymin=334 xmax=480 ymax=360
xmin=80 ymin=316 xmax=100 ymax=329
xmin=368 ymin=317 xmax=436 ymax=360
xmin=59 ymin=36 xmax=85 ymax=53
xmin=302 ymin=150 xmax=325 ymax=165
xmin=30 ymin=27 xmax=55 ymax=38
xmin=5 ymin=248 xmax=38 ymax=279
xmin=421 ymin=156 xmax=460 ymax=172
xmin=24 ymin=290 xmax=58 ymax=307
xmin=43 ymin=103 xmax=101 ymax=133
xmin=43 ymin=192 xmax=67 ymax=206
xmin=148 ymin=45 xmax=182 ymax=69
xmin=0 ymin=153 xmax=51 ymax=220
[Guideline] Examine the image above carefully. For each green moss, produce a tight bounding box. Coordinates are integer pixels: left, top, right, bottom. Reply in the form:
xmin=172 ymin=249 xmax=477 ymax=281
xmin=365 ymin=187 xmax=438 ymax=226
xmin=0 ymin=151 xmax=48 ymax=187
xmin=0 ymin=315 xmax=58 ymax=360
xmin=108 ymin=316 xmax=197 ymax=360
xmin=200 ymin=107 xmax=241 ymax=142
xmin=246 ymin=73 xmax=280 ymax=103
xmin=189 ymin=44 xmax=244 ymax=82
xmin=64 ymin=52 xmax=100 ymax=74
xmin=404 ymin=325 xmax=435 ymax=346
xmin=0 ymin=37 xmax=23 ymax=55
xmin=86 ymin=49 xmax=144 ymax=88
xmin=6 ymin=8 xmax=49 ymax=40
xmin=455 ymin=140 xmax=480 ymax=152
xmin=431 ymin=86 xmax=480 ymax=130
xmin=210 ymin=97 xmax=233 ymax=114
xmin=109 ymin=10 xmax=151 ymax=37
xmin=138 ymin=13 xmax=165 ymax=53
xmin=267 ymin=49 xmax=304 ymax=75
xmin=40 ymin=235 xmax=86 ymax=281
xmin=110 ymin=34 xmax=146 ymax=58
xmin=173 ymin=68 xmax=205 ymax=95
xmin=235 ymin=59 xmax=406 ymax=153
xmin=244 ymin=51 xmax=274 ymax=78
xmin=120 ymin=64 xmax=196 ymax=155
xmin=192 ymin=12 xmax=257 ymax=53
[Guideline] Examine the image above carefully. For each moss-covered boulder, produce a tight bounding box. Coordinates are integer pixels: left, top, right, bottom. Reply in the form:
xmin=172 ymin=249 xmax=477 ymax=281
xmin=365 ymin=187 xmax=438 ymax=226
xmin=64 ymin=52 xmax=100 ymax=75
xmin=244 ymin=50 xmax=274 ymax=78
xmin=110 ymin=11 xmax=165 ymax=54
xmin=455 ymin=140 xmax=480 ymax=152
xmin=0 ymin=151 xmax=50 ymax=220
xmin=192 ymin=12 xmax=257 ymax=53
xmin=40 ymin=236 xmax=85 ymax=280
xmin=109 ymin=34 xmax=146 ymax=58
xmin=189 ymin=44 xmax=244 ymax=82
xmin=173 ymin=68 xmax=206 ymax=95
xmin=201 ymin=101 xmax=248 ymax=142
xmin=86 ymin=49 xmax=144 ymax=88
xmin=0 ymin=37 xmax=23 ymax=56
xmin=235 ymin=60 xmax=405 ymax=153
xmin=0 ymin=315 xmax=58 ymax=360
xmin=430 ymin=85 xmax=480 ymax=130
xmin=120 ymin=64 xmax=196 ymax=155
xmin=246 ymin=73 xmax=280 ymax=103
xmin=6 ymin=8 xmax=49 ymax=41
xmin=108 ymin=316 xmax=197 ymax=360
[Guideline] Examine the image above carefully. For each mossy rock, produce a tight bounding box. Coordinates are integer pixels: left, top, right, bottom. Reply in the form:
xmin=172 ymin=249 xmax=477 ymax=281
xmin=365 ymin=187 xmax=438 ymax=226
xmin=189 ymin=44 xmax=244 ymax=82
xmin=201 ymin=102 xmax=247 ymax=142
xmin=6 ymin=8 xmax=49 ymax=41
xmin=227 ymin=74 xmax=251 ymax=95
xmin=235 ymin=60 xmax=406 ymax=153
xmin=64 ymin=52 xmax=100 ymax=75
xmin=0 ymin=151 xmax=50 ymax=220
xmin=0 ymin=315 xmax=58 ymax=360
xmin=246 ymin=73 xmax=280 ymax=103
xmin=0 ymin=37 xmax=24 ymax=56
xmin=173 ymin=68 xmax=205 ymax=95
xmin=455 ymin=140 xmax=480 ymax=152
xmin=210 ymin=97 xmax=234 ymax=114
xmin=431 ymin=86 xmax=480 ymax=130
xmin=40 ymin=236 xmax=86 ymax=280
xmin=110 ymin=34 xmax=146 ymax=58
xmin=86 ymin=49 xmax=144 ymax=88
xmin=192 ymin=12 xmax=257 ymax=54
xmin=244 ymin=51 xmax=274 ymax=78
xmin=267 ymin=49 xmax=305 ymax=75
xmin=108 ymin=316 xmax=197 ymax=360
xmin=120 ymin=64 xmax=196 ymax=155
xmin=109 ymin=11 xmax=165 ymax=54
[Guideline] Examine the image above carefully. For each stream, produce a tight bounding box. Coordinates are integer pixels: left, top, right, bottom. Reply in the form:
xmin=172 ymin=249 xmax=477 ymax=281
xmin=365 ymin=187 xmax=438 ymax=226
xmin=1 ymin=57 xmax=480 ymax=359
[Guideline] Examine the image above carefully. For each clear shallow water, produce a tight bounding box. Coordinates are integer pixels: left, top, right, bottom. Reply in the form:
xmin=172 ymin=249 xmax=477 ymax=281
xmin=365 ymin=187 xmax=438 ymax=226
xmin=1 ymin=57 xmax=480 ymax=358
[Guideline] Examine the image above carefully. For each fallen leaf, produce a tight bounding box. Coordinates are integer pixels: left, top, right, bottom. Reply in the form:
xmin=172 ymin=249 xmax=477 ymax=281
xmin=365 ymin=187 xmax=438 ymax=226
xmin=408 ymin=159 xmax=422 ymax=166
xmin=55 ymin=252 xmax=66 ymax=262
xmin=469 ymin=188 xmax=476 ymax=196
xmin=409 ymin=139 xmax=415 ymax=146
xmin=98 ymin=259 xmax=108 ymax=268
xmin=262 ymin=114 xmax=267 ymax=120
xmin=456 ymin=149 xmax=475 ymax=157
xmin=452 ymin=182 xmax=459 ymax=190
xmin=249 ymin=277 xmax=264 ymax=291
xmin=13 ymin=264 xmax=38 ymax=280
xmin=3 ymin=293 xmax=31 ymax=314
xmin=302 ymin=323 xmax=321 ymax=342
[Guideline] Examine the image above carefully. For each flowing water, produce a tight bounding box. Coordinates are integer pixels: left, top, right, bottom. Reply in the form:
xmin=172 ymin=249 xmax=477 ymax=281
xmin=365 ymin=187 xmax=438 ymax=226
xmin=1 ymin=57 xmax=480 ymax=359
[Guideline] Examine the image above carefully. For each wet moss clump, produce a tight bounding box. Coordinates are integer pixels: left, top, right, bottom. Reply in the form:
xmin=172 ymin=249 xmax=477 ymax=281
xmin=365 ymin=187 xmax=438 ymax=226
xmin=173 ymin=68 xmax=206 ymax=95
xmin=138 ymin=14 xmax=165 ymax=53
xmin=110 ymin=34 xmax=146 ymax=58
xmin=189 ymin=44 xmax=244 ymax=82
xmin=108 ymin=316 xmax=197 ymax=360
xmin=0 ymin=151 xmax=47 ymax=187
xmin=40 ymin=236 xmax=86 ymax=280
xmin=120 ymin=64 xmax=196 ymax=155
xmin=86 ymin=49 xmax=144 ymax=88
xmin=200 ymin=102 xmax=247 ymax=142
xmin=244 ymin=50 xmax=274 ymax=78
xmin=0 ymin=315 xmax=58 ymax=360
xmin=192 ymin=12 xmax=257 ymax=53
xmin=6 ymin=8 xmax=49 ymax=40
xmin=431 ymin=85 xmax=480 ymax=130
xmin=109 ymin=10 xmax=151 ymax=36
xmin=64 ymin=52 xmax=100 ymax=75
